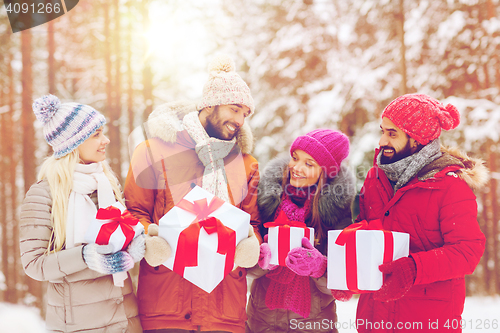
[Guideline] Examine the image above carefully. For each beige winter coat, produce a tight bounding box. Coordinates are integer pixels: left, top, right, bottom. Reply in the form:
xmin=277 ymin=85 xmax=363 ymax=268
xmin=19 ymin=179 xmax=142 ymax=333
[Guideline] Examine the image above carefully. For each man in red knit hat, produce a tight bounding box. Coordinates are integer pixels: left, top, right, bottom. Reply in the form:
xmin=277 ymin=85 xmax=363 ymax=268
xmin=353 ymin=93 xmax=486 ymax=332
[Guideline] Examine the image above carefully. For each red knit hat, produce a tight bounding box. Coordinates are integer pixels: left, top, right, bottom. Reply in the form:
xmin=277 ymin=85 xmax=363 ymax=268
xmin=290 ymin=129 xmax=349 ymax=179
xmin=381 ymin=94 xmax=460 ymax=145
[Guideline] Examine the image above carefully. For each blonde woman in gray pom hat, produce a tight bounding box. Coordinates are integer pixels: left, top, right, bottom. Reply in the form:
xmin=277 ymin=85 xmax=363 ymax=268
xmin=20 ymin=95 xmax=144 ymax=332
xmin=124 ymin=55 xmax=261 ymax=333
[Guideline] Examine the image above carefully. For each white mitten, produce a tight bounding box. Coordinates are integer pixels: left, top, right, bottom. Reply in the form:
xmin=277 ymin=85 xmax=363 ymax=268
xmin=234 ymin=226 xmax=260 ymax=268
xmin=126 ymin=232 xmax=146 ymax=263
xmin=144 ymin=224 xmax=171 ymax=267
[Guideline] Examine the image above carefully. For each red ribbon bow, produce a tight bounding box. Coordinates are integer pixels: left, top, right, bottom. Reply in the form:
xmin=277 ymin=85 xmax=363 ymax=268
xmin=95 ymin=206 xmax=140 ymax=251
xmin=335 ymin=219 xmax=394 ymax=293
xmin=173 ymin=196 xmax=236 ymax=282
xmin=173 ymin=216 xmax=236 ymax=280
xmin=264 ymin=211 xmax=311 ymax=266
xmin=177 ymin=196 xmax=225 ymax=225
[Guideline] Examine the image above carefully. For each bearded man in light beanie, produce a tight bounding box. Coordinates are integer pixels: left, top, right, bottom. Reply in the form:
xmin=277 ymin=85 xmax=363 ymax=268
xmin=354 ymin=94 xmax=487 ymax=332
xmin=124 ymin=54 xmax=261 ymax=333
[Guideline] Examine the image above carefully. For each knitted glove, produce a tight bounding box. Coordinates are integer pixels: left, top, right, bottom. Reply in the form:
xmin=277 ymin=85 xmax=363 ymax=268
xmin=144 ymin=224 xmax=171 ymax=267
xmin=234 ymin=225 xmax=260 ymax=268
xmin=82 ymin=243 xmax=134 ymax=275
xmin=258 ymin=235 xmax=278 ymax=270
xmin=286 ymin=237 xmax=327 ymax=278
xmin=373 ymin=256 xmax=417 ymax=302
xmin=126 ymin=232 xmax=146 ymax=263
xmin=331 ymin=289 xmax=353 ymax=302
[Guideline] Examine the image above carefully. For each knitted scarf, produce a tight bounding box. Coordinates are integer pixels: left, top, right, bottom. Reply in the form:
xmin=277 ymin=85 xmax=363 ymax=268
xmin=182 ymin=111 xmax=235 ymax=202
xmin=376 ymin=139 xmax=442 ymax=190
xmin=265 ymin=185 xmax=316 ymax=318
xmin=66 ymin=163 xmax=116 ymax=249
xmin=275 ymin=184 xmax=315 ymax=222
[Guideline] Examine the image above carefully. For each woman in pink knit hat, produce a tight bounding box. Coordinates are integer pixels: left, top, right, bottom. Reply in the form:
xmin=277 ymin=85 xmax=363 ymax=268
xmin=246 ymin=129 xmax=355 ymax=333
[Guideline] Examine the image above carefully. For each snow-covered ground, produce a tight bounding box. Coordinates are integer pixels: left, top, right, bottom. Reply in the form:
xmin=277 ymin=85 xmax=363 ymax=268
xmin=1 ymin=296 xmax=499 ymax=332
xmin=0 ymin=303 xmax=45 ymax=333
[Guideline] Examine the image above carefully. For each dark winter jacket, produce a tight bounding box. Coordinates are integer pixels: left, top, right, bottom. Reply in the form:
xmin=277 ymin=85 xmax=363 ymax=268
xmin=356 ymin=147 xmax=487 ymax=333
xmin=124 ymin=101 xmax=260 ymax=333
xmin=246 ymin=157 xmax=355 ymax=333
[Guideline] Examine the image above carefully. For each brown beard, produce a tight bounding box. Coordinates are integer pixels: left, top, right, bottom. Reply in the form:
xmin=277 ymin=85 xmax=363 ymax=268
xmin=380 ymin=139 xmax=413 ymax=164
xmin=204 ymin=106 xmax=239 ymax=141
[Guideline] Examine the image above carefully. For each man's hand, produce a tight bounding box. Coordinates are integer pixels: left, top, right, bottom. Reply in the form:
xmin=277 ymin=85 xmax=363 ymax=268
xmin=144 ymin=224 xmax=172 ymax=267
xmin=373 ymin=256 xmax=416 ymax=302
xmin=234 ymin=226 xmax=260 ymax=268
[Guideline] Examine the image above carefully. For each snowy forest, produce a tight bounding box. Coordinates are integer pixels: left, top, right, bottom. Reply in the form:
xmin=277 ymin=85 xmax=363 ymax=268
xmin=1 ymin=0 xmax=500 ymax=317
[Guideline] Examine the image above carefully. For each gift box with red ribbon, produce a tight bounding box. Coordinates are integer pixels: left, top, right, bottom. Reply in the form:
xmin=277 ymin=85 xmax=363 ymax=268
xmin=84 ymin=201 xmax=144 ymax=253
xmin=265 ymin=211 xmax=315 ymax=266
xmin=158 ymin=186 xmax=250 ymax=293
xmin=327 ymin=220 xmax=409 ymax=292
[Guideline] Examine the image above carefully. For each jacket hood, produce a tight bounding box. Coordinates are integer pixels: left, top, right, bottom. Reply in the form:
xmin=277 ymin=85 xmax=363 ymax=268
xmin=144 ymin=101 xmax=254 ymax=154
xmin=257 ymin=156 xmax=355 ymax=229
xmin=418 ymin=146 xmax=489 ymax=191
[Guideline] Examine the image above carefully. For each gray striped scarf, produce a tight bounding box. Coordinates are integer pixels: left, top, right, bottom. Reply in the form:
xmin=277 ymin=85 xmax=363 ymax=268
xmin=376 ymin=139 xmax=442 ymax=190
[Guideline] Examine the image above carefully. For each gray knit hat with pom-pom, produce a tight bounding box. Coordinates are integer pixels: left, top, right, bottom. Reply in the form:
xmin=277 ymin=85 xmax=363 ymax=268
xmin=32 ymin=94 xmax=106 ymax=158
xmin=197 ymin=54 xmax=255 ymax=114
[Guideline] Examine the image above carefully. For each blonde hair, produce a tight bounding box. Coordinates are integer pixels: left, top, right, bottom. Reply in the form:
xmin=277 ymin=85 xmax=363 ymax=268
xmin=38 ymin=150 xmax=125 ymax=252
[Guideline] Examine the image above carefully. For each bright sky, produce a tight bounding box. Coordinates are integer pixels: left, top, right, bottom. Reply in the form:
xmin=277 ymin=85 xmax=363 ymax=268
xmin=142 ymin=0 xmax=229 ymax=100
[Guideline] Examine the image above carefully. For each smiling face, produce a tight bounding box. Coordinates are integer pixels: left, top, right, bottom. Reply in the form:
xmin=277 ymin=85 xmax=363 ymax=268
xmin=288 ymin=149 xmax=323 ymax=188
xmin=77 ymin=127 xmax=110 ymax=164
xmin=379 ymin=117 xmax=418 ymax=164
xmin=202 ymin=104 xmax=251 ymax=141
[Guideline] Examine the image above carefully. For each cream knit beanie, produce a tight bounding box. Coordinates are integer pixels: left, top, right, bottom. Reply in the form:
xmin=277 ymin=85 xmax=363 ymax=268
xmin=197 ymin=54 xmax=255 ymax=114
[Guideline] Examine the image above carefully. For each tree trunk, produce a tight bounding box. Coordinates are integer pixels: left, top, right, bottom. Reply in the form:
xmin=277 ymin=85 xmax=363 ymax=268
xmin=110 ymin=0 xmax=122 ymax=181
xmin=48 ymin=20 xmax=56 ymax=94
xmin=21 ymin=28 xmax=43 ymax=311
xmin=8 ymin=50 xmax=20 ymax=305
xmin=396 ymin=0 xmax=407 ymax=95
xmin=0 ymin=79 xmax=7 ymax=303
xmin=481 ymin=190 xmax=491 ymax=294
xmin=486 ymin=0 xmax=496 ymax=19
xmin=9 ymin=52 xmax=19 ymax=305
xmin=21 ymin=31 xmax=35 ymax=194
xmin=127 ymin=0 xmax=135 ymax=135
xmin=103 ymin=1 xmax=118 ymax=175
xmin=488 ymin=145 xmax=500 ymax=294
xmin=141 ymin=0 xmax=153 ymax=123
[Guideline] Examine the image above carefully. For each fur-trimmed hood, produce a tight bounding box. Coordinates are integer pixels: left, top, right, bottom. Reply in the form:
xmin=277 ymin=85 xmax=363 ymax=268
xmin=257 ymin=156 xmax=355 ymax=230
xmin=418 ymin=146 xmax=489 ymax=191
xmin=144 ymin=101 xmax=254 ymax=154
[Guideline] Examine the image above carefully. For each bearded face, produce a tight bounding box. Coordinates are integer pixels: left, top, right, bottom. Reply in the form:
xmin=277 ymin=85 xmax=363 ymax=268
xmin=379 ymin=117 xmax=419 ymax=164
xmin=204 ymin=105 xmax=250 ymax=141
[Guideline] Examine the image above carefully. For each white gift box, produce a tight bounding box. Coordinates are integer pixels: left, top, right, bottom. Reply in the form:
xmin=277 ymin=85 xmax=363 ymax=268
xmin=84 ymin=201 xmax=144 ymax=253
xmin=327 ymin=228 xmax=409 ymax=291
xmin=268 ymin=225 xmax=314 ymax=266
xmin=158 ymin=186 xmax=250 ymax=293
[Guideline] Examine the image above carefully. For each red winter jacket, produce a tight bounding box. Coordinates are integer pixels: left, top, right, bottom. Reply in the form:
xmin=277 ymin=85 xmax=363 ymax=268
xmin=356 ymin=147 xmax=486 ymax=333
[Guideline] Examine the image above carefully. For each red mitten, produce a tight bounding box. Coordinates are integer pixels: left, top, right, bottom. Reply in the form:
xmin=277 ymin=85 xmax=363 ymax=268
xmin=331 ymin=289 xmax=353 ymax=302
xmin=373 ymin=256 xmax=416 ymax=302
xmin=285 ymin=237 xmax=326 ymax=278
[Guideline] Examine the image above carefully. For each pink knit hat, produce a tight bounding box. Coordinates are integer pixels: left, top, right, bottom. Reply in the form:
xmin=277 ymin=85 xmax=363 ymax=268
xmin=382 ymin=94 xmax=460 ymax=145
xmin=290 ymin=129 xmax=349 ymax=179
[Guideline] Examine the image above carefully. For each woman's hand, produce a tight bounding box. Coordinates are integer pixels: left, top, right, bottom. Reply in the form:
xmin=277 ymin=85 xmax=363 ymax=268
xmin=285 ymin=237 xmax=326 ymax=278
